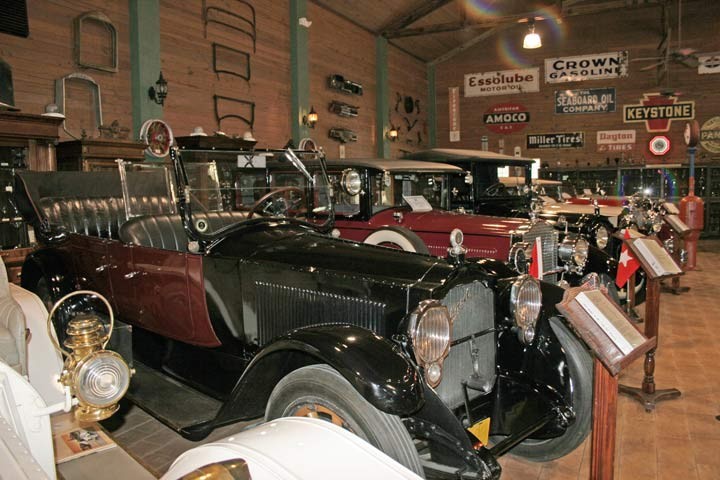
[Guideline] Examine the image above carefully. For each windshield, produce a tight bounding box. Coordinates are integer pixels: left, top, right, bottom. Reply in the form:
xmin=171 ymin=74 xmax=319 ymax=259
xmin=176 ymin=149 xmax=333 ymax=237
xmin=369 ymin=171 xmax=451 ymax=213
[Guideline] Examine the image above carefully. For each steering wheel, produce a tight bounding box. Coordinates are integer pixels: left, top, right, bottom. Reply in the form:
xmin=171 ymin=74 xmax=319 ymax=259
xmin=483 ymin=182 xmax=505 ymax=197
xmin=247 ymin=187 xmax=305 ymax=219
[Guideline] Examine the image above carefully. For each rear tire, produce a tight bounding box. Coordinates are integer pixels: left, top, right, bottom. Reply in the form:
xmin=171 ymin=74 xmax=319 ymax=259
xmin=266 ymin=364 xmax=424 ymax=477
xmin=509 ymin=318 xmax=593 ymax=461
xmin=364 ymin=226 xmax=430 ymax=255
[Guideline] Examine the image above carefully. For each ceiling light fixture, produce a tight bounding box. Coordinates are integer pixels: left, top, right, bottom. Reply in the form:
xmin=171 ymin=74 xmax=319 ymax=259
xmin=523 ymin=19 xmax=542 ymax=49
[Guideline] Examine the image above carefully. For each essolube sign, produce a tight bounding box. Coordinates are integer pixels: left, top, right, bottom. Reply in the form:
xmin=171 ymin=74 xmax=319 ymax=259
xmin=465 ymin=68 xmax=540 ymax=97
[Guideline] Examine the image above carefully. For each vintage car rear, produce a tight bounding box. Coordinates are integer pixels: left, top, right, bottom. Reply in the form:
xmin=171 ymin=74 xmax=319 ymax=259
xmin=14 ymin=149 xmax=593 ymax=479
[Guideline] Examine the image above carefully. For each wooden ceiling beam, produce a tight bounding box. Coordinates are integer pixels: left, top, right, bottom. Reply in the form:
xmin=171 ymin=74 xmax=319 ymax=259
xmin=380 ymin=0 xmax=455 ymax=36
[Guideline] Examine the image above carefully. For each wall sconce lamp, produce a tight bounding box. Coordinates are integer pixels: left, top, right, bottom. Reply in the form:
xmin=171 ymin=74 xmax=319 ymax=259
xmin=148 ymin=71 xmax=168 ymax=106
xmin=522 ymin=18 xmax=542 ymax=49
xmin=303 ymin=106 xmax=318 ymax=128
xmin=387 ymin=125 xmax=399 ymax=141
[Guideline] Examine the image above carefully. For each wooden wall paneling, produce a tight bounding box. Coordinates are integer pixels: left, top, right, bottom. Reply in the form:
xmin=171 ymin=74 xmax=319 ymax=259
xmin=160 ymin=0 xmax=291 ymax=148
xmin=2 ymin=0 xmax=133 ymax=141
xmin=308 ymin=1 xmax=377 ymax=158
xmin=434 ymin=2 xmax=720 ymax=168
xmin=388 ymin=44 xmax=428 ymax=158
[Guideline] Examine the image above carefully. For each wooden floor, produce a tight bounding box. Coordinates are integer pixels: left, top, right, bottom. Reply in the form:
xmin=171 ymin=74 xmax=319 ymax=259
xmin=103 ymin=240 xmax=720 ymax=479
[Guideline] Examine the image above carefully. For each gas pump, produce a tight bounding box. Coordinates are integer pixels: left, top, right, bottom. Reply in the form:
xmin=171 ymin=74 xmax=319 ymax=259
xmin=679 ymin=121 xmax=703 ymax=270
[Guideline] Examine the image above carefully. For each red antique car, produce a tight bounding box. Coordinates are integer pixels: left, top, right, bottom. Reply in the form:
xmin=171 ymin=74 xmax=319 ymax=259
xmin=271 ymin=158 xmax=618 ymax=291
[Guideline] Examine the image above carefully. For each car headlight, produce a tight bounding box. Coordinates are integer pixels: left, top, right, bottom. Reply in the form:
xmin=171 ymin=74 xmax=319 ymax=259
xmin=652 ymin=215 xmax=663 ymax=233
xmin=510 ymin=275 xmax=542 ymax=345
xmin=595 ymin=225 xmax=609 ymax=250
xmin=663 ymin=237 xmax=675 ymax=254
xmin=559 ymin=235 xmax=589 ymax=267
xmin=73 ymin=350 xmax=131 ymax=409
xmin=340 ymin=169 xmax=361 ymax=196
xmin=409 ymin=300 xmax=451 ymax=387
xmin=508 ymin=241 xmax=530 ymax=274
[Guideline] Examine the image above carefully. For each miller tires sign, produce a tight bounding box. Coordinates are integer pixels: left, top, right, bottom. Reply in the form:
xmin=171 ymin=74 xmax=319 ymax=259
xmin=483 ymin=103 xmax=530 ymax=134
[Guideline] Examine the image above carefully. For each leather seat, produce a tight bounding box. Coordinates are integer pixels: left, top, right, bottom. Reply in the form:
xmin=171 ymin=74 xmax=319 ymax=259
xmin=37 ymin=196 xmax=174 ymax=239
xmin=119 ymin=212 xmax=247 ymax=252
xmin=0 ymin=258 xmax=26 ymax=375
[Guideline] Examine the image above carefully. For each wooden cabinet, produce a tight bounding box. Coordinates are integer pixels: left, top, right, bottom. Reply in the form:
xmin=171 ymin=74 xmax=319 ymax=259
xmin=0 ymin=112 xmax=62 ymax=171
xmin=56 ymin=139 xmax=147 ymax=171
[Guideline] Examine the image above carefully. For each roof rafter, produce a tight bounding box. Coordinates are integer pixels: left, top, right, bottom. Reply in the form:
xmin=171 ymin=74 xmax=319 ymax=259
xmin=380 ymin=0 xmax=455 ymax=36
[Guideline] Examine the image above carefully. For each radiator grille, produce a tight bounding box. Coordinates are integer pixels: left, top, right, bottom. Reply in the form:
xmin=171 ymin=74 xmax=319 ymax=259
xmin=435 ymin=282 xmax=496 ymax=409
xmin=522 ymin=221 xmax=559 ymax=284
xmin=255 ymin=282 xmax=386 ymax=343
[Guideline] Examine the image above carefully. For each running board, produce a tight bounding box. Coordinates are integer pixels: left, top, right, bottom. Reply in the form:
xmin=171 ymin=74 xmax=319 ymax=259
xmin=126 ymin=362 xmax=222 ymax=439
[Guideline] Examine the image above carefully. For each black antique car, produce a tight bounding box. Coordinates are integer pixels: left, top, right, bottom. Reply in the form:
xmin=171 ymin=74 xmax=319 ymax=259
xmin=15 ymin=149 xmax=593 ymax=479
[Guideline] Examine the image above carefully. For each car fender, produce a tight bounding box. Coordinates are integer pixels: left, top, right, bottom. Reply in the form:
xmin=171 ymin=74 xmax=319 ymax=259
xmin=212 ymin=324 xmax=424 ymax=428
xmin=20 ymin=249 xmax=76 ymax=302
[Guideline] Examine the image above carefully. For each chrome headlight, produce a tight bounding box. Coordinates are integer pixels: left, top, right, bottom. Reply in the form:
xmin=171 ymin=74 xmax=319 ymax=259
xmin=663 ymin=237 xmax=675 ymax=254
xmin=340 ymin=169 xmax=362 ymax=196
xmin=510 ymin=275 xmax=542 ymax=345
xmin=74 ymin=350 xmax=131 ymax=409
xmin=559 ymin=235 xmax=589 ymax=267
xmin=508 ymin=241 xmax=530 ymax=274
xmin=651 ymin=214 xmax=663 ymax=233
xmin=595 ymin=225 xmax=609 ymax=250
xmin=409 ymin=300 xmax=451 ymax=387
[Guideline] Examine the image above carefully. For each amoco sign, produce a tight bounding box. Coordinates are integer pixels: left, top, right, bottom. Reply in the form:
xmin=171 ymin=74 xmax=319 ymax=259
xmin=483 ymin=103 xmax=530 ymax=134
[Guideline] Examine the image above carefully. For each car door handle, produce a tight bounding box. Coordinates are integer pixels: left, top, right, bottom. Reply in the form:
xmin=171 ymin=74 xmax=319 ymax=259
xmin=124 ymin=271 xmax=143 ymax=279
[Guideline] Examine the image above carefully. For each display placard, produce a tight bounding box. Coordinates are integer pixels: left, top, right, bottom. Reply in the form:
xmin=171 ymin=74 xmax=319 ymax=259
xmin=556 ymin=284 xmax=655 ymax=375
xmin=403 ymin=195 xmax=432 ymax=212
xmin=664 ymin=214 xmax=690 ymax=235
xmin=628 ymin=237 xmax=682 ymax=279
xmin=662 ymin=202 xmax=679 ymax=214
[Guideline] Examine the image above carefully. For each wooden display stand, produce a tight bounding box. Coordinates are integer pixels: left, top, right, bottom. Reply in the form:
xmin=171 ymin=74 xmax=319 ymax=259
xmin=661 ymin=214 xmax=691 ymax=295
xmin=557 ymin=281 xmax=655 ymax=480
xmin=618 ymin=236 xmax=683 ymax=411
xmin=56 ymin=139 xmax=147 ymax=171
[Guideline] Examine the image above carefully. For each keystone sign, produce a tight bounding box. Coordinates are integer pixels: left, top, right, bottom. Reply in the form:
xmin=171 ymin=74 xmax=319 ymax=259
xmin=464 ymin=68 xmax=540 ymax=97
xmin=596 ymin=130 xmax=636 ymax=152
xmin=555 ymin=88 xmax=616 ymax=114
xmin=483 ymin=103 xmax=530 ymax=134
xmin=545 ymin=51 xmax=628 ymax=83
xmin=527 ymin=132 xmax=584 ymax=149
xmin=623 ymin=94 xmax=695 ymax=132
xmin=700 ymin=116 xmax=720 ymax=153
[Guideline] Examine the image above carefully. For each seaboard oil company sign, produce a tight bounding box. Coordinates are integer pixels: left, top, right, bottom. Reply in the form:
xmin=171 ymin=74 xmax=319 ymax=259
xmin=464 ymin=68 xmax=540 ymax=97
xmin=483 ymin=103 xmax=530 ymax=134
xmin=623 ymin=93 xmax=695 ymax=132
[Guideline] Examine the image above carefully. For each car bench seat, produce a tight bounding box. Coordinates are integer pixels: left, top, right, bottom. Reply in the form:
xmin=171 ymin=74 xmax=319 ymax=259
xmin=119 ymin=212 xmax=247 ymax=252
xmin=0 ymin=258 xmax=26 ymax=375
xmin=36 ymin=196 xmax=174 ymax=239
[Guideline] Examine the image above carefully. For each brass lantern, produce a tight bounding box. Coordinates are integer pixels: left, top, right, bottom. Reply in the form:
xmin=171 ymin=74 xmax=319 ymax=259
xmin=47 ymin=290 xmax=132 ymax=423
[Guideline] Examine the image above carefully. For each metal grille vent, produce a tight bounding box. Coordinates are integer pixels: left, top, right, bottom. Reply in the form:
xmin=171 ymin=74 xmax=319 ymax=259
xmin=435 ymin=281 xmax=496 ymax=409
xmin=255 ymin=281 xmax=386 ymax=344
xmin=0 ymin=0 xmax=29 ymax=38
xmin=523 ymin=221 xmax=558 ymax=284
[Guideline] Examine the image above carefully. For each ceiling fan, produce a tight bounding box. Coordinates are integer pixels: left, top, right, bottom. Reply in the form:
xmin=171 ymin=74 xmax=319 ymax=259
xmin=631 ymin=0 xmax=719 ymax=80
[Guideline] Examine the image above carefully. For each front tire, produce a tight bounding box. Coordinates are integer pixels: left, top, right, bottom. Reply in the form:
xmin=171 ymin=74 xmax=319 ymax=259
xmin=266 ymin=364 xmax=424 ymax=477
xmin=510 ymin=318 xmax=593 ymax=461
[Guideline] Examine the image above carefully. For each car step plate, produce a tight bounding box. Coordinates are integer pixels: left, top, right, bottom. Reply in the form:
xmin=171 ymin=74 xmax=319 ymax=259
xmin=126 ymin=362 xmax=222 ymax=433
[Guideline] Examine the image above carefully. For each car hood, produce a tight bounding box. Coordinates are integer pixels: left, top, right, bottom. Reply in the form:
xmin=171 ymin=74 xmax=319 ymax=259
xmin=370 ymin=209 xmax=526 ymax=237
xmin=209 ymin=221 xmax=457 ymax=289
xmin=541 ymin=203 xmax=624 ymax=226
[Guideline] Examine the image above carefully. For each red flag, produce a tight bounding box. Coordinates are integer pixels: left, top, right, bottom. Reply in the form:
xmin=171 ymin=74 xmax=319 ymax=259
xmin=616 ymin=229 xmax=640 ymax=287
xmin=529 ymin=237 xmax=543 ymax=279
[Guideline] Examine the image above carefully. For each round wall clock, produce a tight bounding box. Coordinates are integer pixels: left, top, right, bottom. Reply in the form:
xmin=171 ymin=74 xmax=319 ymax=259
xmin=139 ymin=119 xmax=174 ymax=158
